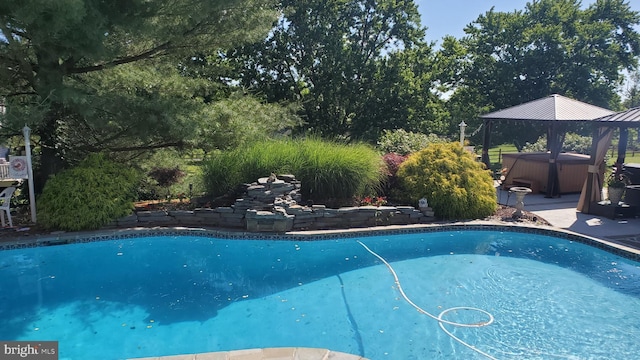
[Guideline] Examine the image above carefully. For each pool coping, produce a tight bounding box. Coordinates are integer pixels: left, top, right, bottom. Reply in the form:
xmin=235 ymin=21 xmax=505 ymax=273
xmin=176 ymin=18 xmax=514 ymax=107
xmin=1 ymin=221 xmax=639 ymax=261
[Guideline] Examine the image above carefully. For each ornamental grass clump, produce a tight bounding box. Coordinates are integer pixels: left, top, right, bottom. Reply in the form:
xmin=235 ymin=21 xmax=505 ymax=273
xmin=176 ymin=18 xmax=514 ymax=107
xmin=202 ymin=138 xmax=384 ymax=205
xmin=293 ymin=138 xmax=383 ymax=202
xmin=38 ymin=153 xmax=139 ymax=231
xmin=396 ymin=142 xmax=496 ymax=220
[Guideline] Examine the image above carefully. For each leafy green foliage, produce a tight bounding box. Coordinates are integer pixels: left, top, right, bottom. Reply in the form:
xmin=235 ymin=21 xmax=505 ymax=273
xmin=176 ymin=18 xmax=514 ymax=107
xmin=37 ymin=154 xmax=139 ymax=231
xmin=438 ymin=0 xmax=640 ymax=145
xmin=623 ymin=69 xmax=640 ymax=108
xmin=147 ymin=166 xmax=186 ymax=199
xmin=148 ymin=167 xmax=186 ymax=188
xmin=377 ymin=129 xmax=449 ymax=155
xmin=194 ymin=92 xmax=303 ymax=152
xmin=522 ymin=132 xmax=593 ymax=154
xmin=397 ymin=142 xmax=496 ymax=219
xmin=228 ymin=0 xmax=447 ymax=142
xmin=607 ymin=163 xmax=631 ymax=188
xmin=201 ymin=138 xmax=385 ymax=205
xmin=135 ymin=149 xmax=204 ymax=201
xmin=0 ymin=0 xmax=278 ymax=192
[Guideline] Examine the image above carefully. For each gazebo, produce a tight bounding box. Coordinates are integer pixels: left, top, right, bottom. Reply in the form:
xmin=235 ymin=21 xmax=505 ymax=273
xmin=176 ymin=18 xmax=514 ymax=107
xmin=480 ymin=94 xmax=614 ymax=198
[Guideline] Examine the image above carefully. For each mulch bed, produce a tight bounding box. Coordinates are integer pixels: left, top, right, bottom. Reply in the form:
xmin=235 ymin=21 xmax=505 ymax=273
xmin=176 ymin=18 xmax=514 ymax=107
xmin=487 ymin=204 xmax=552 ymax=226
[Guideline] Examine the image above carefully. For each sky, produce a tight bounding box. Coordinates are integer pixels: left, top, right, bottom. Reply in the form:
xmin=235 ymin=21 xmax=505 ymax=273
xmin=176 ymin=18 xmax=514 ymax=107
xmin=416 ymin=0 xmax=640 ymax=46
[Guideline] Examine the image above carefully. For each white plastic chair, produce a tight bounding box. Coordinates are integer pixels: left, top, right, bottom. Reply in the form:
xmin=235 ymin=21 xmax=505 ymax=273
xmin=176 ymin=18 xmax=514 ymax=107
xmin=0 ymin=186 xmax=16 ymax=228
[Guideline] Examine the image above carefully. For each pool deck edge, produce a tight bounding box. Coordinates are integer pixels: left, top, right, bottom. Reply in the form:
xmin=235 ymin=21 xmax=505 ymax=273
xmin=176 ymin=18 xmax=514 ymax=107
xmin=2 ymin=221 xmax=639 ymax=259
xmin=128 ymin=347 xmax=368 ymax=360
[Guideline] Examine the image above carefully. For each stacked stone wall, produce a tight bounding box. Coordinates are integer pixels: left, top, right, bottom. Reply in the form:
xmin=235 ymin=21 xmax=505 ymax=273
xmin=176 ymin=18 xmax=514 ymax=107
xmin=116 ymin=175 xmax=435 ymax=232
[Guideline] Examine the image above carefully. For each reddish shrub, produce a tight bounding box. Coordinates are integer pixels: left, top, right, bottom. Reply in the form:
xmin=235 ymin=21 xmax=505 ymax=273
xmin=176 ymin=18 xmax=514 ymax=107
xmin=359 ymin=196 xmax=388 ymax=206
xmin=382 ymin=153 xmax=408 ymax=198
xmin=148 ymin=167 xmax=186 ymax=188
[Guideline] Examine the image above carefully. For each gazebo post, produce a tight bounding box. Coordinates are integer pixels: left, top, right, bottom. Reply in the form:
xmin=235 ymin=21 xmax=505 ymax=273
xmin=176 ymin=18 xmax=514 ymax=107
xmin=616 ymin=127 xmax=629 ymax=164
xmin=481 ymin=119 xmax=492 ymax=169
xmin=545 ymin=123 xmax=565 ymax=198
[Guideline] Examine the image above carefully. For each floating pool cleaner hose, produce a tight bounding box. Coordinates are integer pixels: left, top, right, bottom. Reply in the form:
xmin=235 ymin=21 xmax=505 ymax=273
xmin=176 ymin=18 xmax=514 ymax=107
xmin=357 ymin=240 xmax=497 ymax=360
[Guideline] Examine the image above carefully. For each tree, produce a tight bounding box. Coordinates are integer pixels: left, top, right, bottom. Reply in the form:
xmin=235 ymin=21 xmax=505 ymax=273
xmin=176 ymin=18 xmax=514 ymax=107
xmin=228 ymin=0 xmax=447 ymax=142
xmin=193 ymin=92 xmax=303 ymax=153
xmin=0 ymin=0 xmax=278 ymax=192
xmin=622 ymin=68 xmax=640 ymax=144
xmin=437 ymin=0 xmax=640 ymax=146
xmin=623 ymin=69 xmax=640 ymax=108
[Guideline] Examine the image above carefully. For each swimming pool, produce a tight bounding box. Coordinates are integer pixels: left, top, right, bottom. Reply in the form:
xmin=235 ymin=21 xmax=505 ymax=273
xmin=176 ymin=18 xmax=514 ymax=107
xmin=1 ymin=228 xmax=639 ymax=359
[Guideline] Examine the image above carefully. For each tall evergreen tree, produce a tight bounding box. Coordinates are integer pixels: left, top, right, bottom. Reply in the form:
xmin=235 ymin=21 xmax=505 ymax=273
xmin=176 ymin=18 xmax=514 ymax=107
xmin=0 ymin=0 xmax=278 ymax=191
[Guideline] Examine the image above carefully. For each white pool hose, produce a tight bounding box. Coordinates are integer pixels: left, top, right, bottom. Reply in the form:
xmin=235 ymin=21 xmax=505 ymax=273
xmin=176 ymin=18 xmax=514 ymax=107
xmin=357 ymin=240 xmax=498 ymax=360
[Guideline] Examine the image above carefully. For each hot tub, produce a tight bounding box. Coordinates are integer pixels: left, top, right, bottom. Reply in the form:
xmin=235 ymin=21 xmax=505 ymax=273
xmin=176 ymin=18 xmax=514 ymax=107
xmin=501 ymin=152 xmax=592 ymax=194
xmin=625 ymin=185 xmax=640 ymax=208
xmin=624 ymin=163 xmax=640 ymax=184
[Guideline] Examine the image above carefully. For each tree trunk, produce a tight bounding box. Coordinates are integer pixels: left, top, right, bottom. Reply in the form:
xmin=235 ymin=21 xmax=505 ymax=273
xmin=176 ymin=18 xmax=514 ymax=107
xmin=32 ymin=55 xmax=68 ymax=194
xmin=34 ymin=104 xmax=67 ymax=194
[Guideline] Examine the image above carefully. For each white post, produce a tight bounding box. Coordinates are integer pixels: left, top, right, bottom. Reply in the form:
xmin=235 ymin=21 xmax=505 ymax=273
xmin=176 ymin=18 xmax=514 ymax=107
xmin=23 ymin=125 xmax=36 ymax=223
xmin=459 ymin=121 xmax=467 ymax=146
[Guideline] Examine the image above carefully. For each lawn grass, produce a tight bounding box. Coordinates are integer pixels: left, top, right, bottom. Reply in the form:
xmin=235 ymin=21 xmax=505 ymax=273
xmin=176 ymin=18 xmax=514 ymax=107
xmin=618 ymin=149 xmax=640 ymax=164
xmin=606 ymin=148 xmax=640 ymax=165
xmin=487 ymin=143 xmax=518 ymax=167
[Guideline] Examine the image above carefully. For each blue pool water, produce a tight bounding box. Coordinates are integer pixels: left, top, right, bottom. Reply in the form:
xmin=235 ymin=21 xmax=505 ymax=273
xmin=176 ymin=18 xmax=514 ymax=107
xmin=1 ymin=230 xmax=639 ymax=359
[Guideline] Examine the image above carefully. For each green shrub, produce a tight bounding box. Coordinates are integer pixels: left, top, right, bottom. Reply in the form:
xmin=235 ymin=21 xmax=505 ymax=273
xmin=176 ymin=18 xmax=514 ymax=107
xmin=522 ymin=132 xmax=592 ymax=154
xmin=397 ymin=142 xmax=496 ymax=219
xmin=377 ymin=129 xmax=449 ymax=155
xmin=38 ymin=153 xmax=139 ymax=231
xmin=201 ymin=138 xmax=384 ymax=205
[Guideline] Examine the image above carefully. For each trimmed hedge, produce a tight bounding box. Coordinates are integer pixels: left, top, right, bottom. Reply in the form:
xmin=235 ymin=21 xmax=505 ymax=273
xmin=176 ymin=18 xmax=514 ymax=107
xmin=38 ymin=154 xmax=139 ymax=231
xmin=397 ymin=142 xmax=496 ymax=219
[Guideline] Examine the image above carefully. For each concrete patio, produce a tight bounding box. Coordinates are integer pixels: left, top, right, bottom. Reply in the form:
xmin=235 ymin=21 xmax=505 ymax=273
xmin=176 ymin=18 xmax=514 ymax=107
xmin=497 ymin=188 xmax=640 ymax=249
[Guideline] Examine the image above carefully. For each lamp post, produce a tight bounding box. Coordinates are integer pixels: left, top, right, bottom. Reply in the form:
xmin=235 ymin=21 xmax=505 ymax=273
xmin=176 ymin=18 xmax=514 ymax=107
xmin=459 ymin=121 xmax=467 ymax=146
xmin=23 ymin=125 xmax=37 ymax=223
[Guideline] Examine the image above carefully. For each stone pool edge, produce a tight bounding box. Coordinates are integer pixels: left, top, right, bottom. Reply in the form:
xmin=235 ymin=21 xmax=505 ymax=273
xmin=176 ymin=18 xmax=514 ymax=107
xmin=1 ymin=221 xmax=639 ymax=261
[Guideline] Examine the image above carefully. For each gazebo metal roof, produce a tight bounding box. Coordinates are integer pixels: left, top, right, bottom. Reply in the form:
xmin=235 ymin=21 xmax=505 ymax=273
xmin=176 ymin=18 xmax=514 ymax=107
xmin=480 ymin=94 xmax=614 ymax=121
xmin=594 ymin=106 xmax=640 ymax=126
